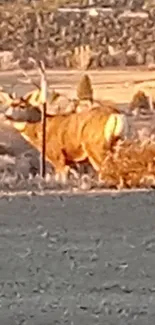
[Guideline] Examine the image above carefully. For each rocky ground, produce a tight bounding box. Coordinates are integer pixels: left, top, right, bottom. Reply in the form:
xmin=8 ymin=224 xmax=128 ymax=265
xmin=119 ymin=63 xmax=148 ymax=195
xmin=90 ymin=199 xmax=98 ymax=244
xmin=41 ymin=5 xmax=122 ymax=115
xmin=0 ymin=1 xmax=155 ymax=70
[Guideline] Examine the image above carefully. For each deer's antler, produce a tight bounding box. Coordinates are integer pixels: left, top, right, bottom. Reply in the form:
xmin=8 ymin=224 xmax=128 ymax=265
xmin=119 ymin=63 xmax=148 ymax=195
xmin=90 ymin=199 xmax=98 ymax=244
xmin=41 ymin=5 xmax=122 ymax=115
xmin=18 ymin=57 xmax=41 ymax=89
xmin=19 ymin=58 xmax=48 ymax=106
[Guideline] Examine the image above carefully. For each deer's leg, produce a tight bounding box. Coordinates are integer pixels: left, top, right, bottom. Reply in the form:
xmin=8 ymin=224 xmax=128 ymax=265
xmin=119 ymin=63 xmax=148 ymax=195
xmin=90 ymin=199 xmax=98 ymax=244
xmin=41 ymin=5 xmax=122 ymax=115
xmin=46 ymin=148 xmax=70 ymax=184
xmin=46 ymin=147 xmax=80 ymax=184
xmin=83 ymin=142 xmax=105 ymax=174
xmin=55 ymin=166 xmax=70 ymax=185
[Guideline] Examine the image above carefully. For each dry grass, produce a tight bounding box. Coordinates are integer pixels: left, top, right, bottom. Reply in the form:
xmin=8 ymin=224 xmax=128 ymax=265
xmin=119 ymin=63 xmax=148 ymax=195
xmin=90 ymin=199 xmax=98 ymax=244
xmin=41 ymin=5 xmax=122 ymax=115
xmin=100 ymin=139 xmax=155 ymax=189
xmin=1 ymin=138 xmax=155 ymax=191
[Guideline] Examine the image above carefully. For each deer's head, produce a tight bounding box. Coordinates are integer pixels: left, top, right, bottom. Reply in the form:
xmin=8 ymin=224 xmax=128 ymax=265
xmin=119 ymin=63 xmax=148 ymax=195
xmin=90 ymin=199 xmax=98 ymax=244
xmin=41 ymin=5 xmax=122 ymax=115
xmin=129 ymin=90 xmax=150 ymax=113
xmin=5 ymin=97 xmax=41 ymax=131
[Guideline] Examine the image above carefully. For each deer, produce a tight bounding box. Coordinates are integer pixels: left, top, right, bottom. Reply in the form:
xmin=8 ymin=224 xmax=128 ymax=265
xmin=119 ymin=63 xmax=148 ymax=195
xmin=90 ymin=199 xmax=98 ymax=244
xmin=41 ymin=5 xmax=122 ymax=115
xmin=4 ymin=99 xmax=129 ymax=183
xmin=129 ymin=82 xmax=155 ymax=116
xmin=2 ymin=60 xmax=129 ymax=183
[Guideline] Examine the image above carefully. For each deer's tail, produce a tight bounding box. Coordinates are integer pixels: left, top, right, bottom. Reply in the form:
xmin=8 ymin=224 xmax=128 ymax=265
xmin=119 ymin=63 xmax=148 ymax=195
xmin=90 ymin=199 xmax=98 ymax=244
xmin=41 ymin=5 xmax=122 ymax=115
xmin=104 ymin=113 xmax=128 ymax=145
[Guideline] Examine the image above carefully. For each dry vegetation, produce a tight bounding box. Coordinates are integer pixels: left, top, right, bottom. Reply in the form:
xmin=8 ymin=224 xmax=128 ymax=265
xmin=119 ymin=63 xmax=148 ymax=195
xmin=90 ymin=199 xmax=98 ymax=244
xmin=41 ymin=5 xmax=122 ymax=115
xmin=0 ymin=0 xmax=82 ymax=12
xmin=100 ymin=139 xmax=155 ymax=189
xmin=0 ymin=0 xmax=155 ymax=70
xmin=1 ymin=138 xmax=155 ymax=191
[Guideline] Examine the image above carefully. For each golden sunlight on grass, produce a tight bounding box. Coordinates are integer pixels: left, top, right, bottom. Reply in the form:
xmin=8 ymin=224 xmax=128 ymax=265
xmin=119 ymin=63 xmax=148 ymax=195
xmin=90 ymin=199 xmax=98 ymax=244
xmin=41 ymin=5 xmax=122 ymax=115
xmin=100 ymin=139 xmax=155 ymax=189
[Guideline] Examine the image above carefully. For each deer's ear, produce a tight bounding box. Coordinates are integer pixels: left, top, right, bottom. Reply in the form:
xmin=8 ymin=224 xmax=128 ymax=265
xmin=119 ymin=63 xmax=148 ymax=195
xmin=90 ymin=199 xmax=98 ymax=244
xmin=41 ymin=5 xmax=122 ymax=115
xmin=23 ymin=89 xmax=41 ymax=106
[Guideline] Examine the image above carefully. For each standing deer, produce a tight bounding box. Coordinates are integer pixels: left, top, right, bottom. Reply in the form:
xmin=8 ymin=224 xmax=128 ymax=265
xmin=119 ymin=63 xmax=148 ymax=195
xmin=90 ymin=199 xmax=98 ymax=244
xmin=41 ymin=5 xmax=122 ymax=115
xmin=4 ymin=96 xmax=128 ymax=183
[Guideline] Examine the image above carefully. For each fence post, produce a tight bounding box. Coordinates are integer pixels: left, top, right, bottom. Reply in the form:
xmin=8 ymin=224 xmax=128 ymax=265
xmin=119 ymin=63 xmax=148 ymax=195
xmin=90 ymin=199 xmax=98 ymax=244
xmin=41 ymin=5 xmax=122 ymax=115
xmin=39 ymin=60 xmax=47 ymax=178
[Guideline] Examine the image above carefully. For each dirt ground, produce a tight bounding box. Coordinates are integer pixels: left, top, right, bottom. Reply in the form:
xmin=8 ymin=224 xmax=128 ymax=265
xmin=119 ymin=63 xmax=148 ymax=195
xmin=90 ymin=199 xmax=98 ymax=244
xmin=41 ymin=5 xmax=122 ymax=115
xmin=0 ymin=69 xmax=155 ymax=324
xmin=0 ymin=191 xmax=155 ymax=325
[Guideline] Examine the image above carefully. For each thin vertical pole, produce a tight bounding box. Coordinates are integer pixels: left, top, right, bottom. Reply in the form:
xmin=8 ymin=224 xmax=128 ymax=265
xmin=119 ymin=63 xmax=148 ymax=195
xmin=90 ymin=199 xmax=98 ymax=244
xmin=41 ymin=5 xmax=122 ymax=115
xmin=38 ymin=60 xmax=47 ymax=178
xmin=40 ymin=101 xmax=47 ymax=178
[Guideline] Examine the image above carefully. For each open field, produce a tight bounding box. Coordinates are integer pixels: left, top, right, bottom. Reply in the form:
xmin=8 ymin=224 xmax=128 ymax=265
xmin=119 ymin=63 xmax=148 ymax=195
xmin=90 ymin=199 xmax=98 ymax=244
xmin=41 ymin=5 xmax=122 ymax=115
xmin=0 ymin=191 xmax=155 ymax=325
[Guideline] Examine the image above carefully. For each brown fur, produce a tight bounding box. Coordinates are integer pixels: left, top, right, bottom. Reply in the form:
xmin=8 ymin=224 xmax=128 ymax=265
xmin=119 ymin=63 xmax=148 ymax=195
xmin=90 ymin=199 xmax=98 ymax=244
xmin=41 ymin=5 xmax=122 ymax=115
xmin=129 ymin=90 xmax=154 ymax=115
xmin=5 ymin=100 xmax=128 ymax=182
